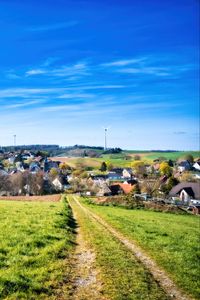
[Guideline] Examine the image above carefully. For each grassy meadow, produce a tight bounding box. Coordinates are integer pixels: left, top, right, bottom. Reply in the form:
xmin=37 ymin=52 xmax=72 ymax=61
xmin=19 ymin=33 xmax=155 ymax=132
xmin=0 ymin=197 xmax=75 ymax=299
xmin=82 ymin=199 xmax=200 ymax=299
xmin=69 ymin=196 xmax=169 ymax=300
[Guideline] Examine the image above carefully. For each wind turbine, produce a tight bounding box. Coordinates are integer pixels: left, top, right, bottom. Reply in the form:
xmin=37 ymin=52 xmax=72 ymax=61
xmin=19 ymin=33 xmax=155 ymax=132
xmin=102 ymin=126 xmax=110 ymax=150
xmin=13 ymin=134 xmax=16 ymax=147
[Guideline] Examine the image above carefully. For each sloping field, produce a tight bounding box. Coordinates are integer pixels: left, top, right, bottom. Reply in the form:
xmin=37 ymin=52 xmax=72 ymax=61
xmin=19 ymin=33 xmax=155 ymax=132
xmin=82 ymin=199 xmax=200 ymax=299
xmin=0 ymin=197 xmax=75 ymax=299
xmin=50 ymin=151 xmax=199 ymax=170
xmin=50 ymin=156 xmax=101 ymax=169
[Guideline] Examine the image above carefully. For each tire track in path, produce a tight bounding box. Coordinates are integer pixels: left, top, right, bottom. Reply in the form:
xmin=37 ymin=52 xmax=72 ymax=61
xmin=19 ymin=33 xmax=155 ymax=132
xmin=72 ymin=196 xmax=194 ymax=300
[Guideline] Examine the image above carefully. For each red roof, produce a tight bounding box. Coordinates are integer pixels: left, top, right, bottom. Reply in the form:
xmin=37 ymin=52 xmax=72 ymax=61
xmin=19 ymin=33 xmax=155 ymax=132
xmin=112 ymin=182 xmax=134 ymax=194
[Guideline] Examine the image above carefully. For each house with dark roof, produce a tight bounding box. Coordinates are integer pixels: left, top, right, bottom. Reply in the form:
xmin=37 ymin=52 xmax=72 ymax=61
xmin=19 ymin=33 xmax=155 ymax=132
xmin=177 ymin=160 xmax=192 ymax=172
xmin=169 ymin=182 xmax=200 ymax=204
xmin=107 ymin=172 xmax=123 ymax=181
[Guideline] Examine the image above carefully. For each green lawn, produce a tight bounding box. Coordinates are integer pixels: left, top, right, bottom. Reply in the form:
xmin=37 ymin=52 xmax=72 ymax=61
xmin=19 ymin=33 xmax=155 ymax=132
xmin=0 ymin=197 xmax=75 ymax=299
xmin=82 ymin=200 xmax=200 ymax=299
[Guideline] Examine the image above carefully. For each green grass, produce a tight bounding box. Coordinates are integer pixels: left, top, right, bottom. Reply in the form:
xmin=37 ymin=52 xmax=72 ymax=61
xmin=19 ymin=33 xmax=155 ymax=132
xmin=69 ymin=196 xmax=169 ymax=300
xmin=57 ymin=151 xmax=200 ymax=169
xmin=142 ymin=151 xmax=200 ymax=161
xmin=82 ymin=200 xmax=200 ymax=299
xmin=0 ymin=197 xmax=75 ymax=299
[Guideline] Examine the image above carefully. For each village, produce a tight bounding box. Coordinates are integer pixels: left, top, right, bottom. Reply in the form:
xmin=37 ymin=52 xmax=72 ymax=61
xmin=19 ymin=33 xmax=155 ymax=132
xmin=0 ymin=147 xmax=200 ymax=214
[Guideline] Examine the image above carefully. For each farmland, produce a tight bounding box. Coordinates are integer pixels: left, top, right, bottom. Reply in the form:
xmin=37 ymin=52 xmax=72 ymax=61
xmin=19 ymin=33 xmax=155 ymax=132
xmin=0 ymin=196 xmax=75 ymax=299
xmin=81 ymin=198 xmax=200 ymax=299
xmin=50 ymin=150 xmax=200 ymax=170
xmin=0 ymin=194 xmax=61 ymax=202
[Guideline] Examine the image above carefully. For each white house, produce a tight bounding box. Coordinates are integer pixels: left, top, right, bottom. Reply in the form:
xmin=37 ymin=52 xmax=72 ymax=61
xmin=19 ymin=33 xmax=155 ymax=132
xmin=169 ymin=182 xmax=200 ymax=205
xmin=52 ymin=178 xmax=63 ymax=191
xmin=122 ymin=168 xmax=133 ymax=179
xmin=193 ymin=162 xmax=200 ymax=171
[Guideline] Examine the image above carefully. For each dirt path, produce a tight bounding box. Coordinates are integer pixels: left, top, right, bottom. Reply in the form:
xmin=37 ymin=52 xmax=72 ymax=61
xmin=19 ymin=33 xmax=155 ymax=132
xmin=69 ymin=200 xmax=106 ymax=300
xmin=71 ymin=196 xmax=194 ymax=300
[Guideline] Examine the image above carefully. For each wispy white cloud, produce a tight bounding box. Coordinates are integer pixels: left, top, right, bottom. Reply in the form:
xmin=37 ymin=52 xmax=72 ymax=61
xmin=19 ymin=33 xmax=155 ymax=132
xmin=101 ymin=56 xmax=195 ymax=77
xmin=40 ymin=104 xmax=80 ymax=112
xmin=0 ymin=88 xmax=64 ymax=98
xmin=27 ymin=21 xmax=78 ymax=32
xmin=52 ymin=63 xmax=89 ymax=77
xmin=101 ymin=57 xmax=147 ymax=67
xmin=26 ymin=69 xmax=47 ymax=76
xmin=4 ymin=99 xmax=45 ymax=109
xmin=25 ymin=62 xmax=89 ymax=78
xmin=39 ymin=99 xmax=180 ymax=115
xmin=58 ymin=93 xmax=95 ymax=99
xmin=0 ymin=85 xmax=125 ymax=98
xmin=117 ymin=67 xmax=170 ymax=76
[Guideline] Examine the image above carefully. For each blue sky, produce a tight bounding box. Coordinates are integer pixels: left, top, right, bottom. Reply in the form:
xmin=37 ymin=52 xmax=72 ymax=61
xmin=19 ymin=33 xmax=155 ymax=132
xmin=0 ymin=0 xmax=199 ymax=150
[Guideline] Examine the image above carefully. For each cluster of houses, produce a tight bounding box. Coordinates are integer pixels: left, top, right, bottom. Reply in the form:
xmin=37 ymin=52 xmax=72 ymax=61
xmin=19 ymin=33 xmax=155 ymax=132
xmin=0 ymin=150 xmax=200 ymax=213
xmin=0 ymin=151 xmax=69 ymax=195
xmin=86 ymin=167 xmax=200 ymax=204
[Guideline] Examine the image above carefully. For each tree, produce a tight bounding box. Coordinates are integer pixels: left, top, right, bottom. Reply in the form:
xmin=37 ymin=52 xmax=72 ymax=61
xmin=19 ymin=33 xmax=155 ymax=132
xmin=133 ymin=155 xmax=141 ymax=161
xmin=59 ymin=162 xmax=71 ymax=174
xmin=131 ymin=161 xmax=145 ymax=176
xmin=168 ymin=159 xmax=174 ymax=167
xmin=180 ymin=171 xmax=194 ymax=182
xmin=50 ymin=168 xmax=59 ymax=178
xmin=159 ymin=162 xmax=172 ymax=176
xmin=132 ymin=183 xmax=141 ymax=194
xmin=141 ymin=178 xmax=160 ymax=197
xmin=160 ymin=176 xmax=179 ymax=195
xmin=10 ymin=173 xmax=24 ymax=195
xmin=31 ymin=172 xmax=44 ymax=195
xmin=0 ymin=174 xmax=11 ymax=193
xmin=106 ymin=161 xmax=114 ymax=171
xmin=181 ymin=154 xmax=194 ymax=163
xmin=100 ymin=161 xmax=107 ymax=172
xmin=80 ymin=171 xmax=88 ymax=179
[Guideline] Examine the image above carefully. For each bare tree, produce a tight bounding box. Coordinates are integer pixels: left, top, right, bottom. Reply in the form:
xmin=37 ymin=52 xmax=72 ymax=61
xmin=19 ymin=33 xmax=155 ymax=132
xmin=0 ymin=174 xmax=11 ymax=194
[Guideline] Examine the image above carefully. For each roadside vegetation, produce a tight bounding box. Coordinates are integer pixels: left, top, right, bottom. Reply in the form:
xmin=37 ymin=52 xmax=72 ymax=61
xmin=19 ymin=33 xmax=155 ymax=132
xmin=0 ymin=196 xmax=75 ymax=299
xmin=68 ymin=196 xmax=169 ymax=300
xmin=82 ymin=198 xmax=200 ymax=299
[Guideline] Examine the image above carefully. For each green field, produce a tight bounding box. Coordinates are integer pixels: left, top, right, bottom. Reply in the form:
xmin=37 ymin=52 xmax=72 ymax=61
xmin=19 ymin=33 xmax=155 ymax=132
xmin=55 ymin=150 xmax=199 ymax=170
xmin=69 ymin=196 xmax=169 ymax=300
xmin=82 ymin=199 xmax=200 ymax=299
xmin=140 ymin=151 xmax=200 ymax=161
xmin=0 ymin=197 xmax=75 ymax=299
